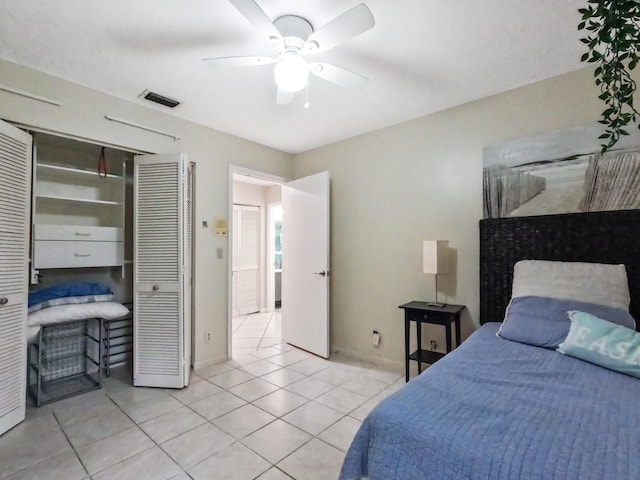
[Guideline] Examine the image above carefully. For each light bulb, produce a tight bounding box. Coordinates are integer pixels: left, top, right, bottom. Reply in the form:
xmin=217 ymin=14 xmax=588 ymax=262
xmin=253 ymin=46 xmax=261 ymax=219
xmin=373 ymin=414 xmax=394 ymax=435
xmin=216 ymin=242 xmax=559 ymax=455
xmin=274 ymin=52 xmax=309 ymax=93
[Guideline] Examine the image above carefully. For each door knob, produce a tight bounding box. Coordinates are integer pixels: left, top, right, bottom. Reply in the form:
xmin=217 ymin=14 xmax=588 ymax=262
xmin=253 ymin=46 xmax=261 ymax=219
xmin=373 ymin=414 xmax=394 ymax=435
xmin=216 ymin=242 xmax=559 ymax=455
xmin=152 ymin=285 xmax=159 ymax=291
xmin=0 ymin=298 xmax=7 ymax=306
xmin=314 ymin=271 xmax=328 ymax=277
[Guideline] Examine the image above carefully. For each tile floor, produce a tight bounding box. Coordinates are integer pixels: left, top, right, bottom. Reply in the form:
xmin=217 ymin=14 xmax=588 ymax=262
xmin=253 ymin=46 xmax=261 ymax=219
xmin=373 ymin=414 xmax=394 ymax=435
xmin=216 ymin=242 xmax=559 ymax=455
xmin=232 ymin=311 xmax=283 ymax=356
xmin=0 ymin=314 xmax=406 ymax=480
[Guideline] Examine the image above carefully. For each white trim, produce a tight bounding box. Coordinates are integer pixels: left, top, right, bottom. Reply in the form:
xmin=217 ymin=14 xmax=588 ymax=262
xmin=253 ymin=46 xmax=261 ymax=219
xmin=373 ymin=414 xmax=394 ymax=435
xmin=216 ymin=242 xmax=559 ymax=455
xmin=8 ymin=122 xmax=149 ymax=155
xmin=193 ymin=354 xmax=230 ymax=370
xmin=231 ymin=165 xmax=290 ymax=185
xmin=228 ymin=165 xmax=289 ymax=358
xmin=331 ymin=345 xmax=404 ymax=371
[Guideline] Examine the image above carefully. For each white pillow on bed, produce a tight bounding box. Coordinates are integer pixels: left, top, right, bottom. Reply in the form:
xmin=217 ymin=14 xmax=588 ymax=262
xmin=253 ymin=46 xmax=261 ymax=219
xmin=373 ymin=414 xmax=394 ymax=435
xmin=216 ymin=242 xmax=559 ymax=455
xmin=28 ymin=302 xmax=129 ymax=328
xmin=511 ymin=260 xmax=630 ymax=311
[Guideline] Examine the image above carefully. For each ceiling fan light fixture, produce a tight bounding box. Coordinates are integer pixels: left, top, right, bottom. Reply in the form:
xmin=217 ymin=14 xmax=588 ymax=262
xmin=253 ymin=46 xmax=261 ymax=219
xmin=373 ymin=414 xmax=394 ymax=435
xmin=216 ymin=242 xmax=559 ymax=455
xmin=274 ymin=52 xmax=309 ymax=92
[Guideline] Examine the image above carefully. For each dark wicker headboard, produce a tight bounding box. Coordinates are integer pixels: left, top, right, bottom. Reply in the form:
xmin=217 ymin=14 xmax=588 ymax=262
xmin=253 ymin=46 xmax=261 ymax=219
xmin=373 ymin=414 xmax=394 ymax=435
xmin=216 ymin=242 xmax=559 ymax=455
xmin=479 ymin=209 xmax=640 ymax=329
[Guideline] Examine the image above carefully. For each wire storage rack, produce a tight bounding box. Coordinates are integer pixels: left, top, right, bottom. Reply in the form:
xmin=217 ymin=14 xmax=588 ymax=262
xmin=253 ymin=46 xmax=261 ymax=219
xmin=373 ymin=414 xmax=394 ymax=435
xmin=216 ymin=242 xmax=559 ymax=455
xmin=27 ymin=318 xmax=103 ymax=406
xmin=102 ymin=303 xmax=133 ymax=377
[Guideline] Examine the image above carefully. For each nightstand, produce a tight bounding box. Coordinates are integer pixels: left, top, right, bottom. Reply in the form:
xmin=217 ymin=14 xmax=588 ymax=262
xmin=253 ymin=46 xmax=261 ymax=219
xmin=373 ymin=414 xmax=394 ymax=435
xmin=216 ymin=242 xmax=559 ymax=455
xmin=398 ymin=301 xmax=465 ymax=382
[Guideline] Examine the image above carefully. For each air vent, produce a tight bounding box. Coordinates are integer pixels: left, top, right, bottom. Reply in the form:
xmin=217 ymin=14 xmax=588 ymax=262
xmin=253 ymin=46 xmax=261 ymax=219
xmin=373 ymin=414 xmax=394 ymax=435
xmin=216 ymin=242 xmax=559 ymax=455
xmin=139 ymin=90 xmax=181 ymax=109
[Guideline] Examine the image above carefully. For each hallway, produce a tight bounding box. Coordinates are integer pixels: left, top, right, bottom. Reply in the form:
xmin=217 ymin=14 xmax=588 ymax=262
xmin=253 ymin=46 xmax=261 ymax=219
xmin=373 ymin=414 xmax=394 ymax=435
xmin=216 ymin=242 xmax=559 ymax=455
xmin=232 ymin=312 xmax=282 ymax=356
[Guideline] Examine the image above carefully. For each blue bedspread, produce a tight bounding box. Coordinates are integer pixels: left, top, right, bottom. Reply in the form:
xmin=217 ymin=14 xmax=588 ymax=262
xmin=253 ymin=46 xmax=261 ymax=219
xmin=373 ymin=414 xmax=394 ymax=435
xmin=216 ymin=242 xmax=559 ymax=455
xmin=340 ymin=323 xmax=640 ymax=480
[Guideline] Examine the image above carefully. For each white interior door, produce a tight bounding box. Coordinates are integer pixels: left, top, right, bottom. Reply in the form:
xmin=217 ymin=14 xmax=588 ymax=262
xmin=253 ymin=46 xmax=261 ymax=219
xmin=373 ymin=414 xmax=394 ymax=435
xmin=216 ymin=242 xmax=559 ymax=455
xmin=0 ymin=120 xmax=31 ymax=435
xmin=134 ymin=154 xmax=191 ymax=388
xmin=233 ymin=205 xmax=260 ymax=316
xmin=282 ymin=171 xmax=330 ymax=358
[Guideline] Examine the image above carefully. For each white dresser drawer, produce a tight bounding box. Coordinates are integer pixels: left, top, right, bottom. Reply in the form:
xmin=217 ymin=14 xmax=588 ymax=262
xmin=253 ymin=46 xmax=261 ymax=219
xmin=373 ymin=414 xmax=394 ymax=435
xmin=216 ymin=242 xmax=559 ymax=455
xmin=34 ymin=240 xmax=124 ymax=269
xmin=34 ymin=224 xmax=124 ymax=242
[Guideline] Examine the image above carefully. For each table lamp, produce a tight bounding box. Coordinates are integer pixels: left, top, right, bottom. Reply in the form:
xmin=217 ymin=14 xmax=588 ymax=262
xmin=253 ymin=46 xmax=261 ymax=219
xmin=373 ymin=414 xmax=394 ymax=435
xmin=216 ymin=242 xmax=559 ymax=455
xmin=423 ymin=240 xmax=449 ymax=307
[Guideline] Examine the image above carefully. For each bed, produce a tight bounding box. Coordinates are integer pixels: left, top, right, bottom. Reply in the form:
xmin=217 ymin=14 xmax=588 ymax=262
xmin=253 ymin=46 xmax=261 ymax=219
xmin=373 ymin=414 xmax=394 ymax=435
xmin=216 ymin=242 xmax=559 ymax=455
xmin=340 ymin=210 xmax=640 ymax=480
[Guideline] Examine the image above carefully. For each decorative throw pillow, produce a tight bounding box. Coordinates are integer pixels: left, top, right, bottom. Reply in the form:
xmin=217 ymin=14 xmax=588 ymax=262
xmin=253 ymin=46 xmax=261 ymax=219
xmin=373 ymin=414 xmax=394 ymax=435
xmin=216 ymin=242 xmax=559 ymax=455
xmin=511 ymin=260 xmax=630 ymax=311
xmin=558 ymin=311 xmax=640 ymax=379
xmin=498 ymin=296 xmax=637 ymax=348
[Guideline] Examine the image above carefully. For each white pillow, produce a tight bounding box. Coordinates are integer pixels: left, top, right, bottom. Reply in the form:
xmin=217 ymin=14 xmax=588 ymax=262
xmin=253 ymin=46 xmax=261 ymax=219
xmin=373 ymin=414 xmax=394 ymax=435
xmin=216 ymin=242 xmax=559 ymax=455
xmin=511 ymin=260 xmax=630 ymax=311
xmin=28 ymin=302 xmax=130 ymax=328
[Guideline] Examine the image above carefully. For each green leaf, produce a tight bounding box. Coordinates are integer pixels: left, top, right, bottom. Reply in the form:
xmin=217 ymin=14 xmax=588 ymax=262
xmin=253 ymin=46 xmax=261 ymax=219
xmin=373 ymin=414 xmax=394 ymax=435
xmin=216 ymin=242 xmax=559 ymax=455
xmin=578 ymin=0 xmax=640 ymax=150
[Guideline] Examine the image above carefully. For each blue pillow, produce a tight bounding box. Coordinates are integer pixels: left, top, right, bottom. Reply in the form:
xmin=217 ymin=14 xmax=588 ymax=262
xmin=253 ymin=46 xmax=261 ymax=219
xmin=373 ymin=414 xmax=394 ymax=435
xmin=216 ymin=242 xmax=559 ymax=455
xmin=497 ymin=296 xmax=637 ymax=348
xmin=558 ymin=311 xmax=640 ymax=379
xmin=28 ymin=282 xmax=112 ymax=307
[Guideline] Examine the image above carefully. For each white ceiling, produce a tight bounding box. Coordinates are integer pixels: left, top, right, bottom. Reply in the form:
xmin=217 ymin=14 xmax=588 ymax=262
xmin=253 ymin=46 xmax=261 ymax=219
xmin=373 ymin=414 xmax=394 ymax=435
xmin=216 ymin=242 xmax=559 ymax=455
xmin=0 ymin=0 xmax=586 ymax=153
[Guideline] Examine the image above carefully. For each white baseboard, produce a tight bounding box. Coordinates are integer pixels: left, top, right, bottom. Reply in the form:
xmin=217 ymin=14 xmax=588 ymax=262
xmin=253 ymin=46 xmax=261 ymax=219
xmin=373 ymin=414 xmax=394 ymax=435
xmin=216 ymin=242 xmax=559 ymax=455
xmin=192 ymin=354 xmax=230 ymax=370
xmin=330 ymin=345 xmax=403 ymax=371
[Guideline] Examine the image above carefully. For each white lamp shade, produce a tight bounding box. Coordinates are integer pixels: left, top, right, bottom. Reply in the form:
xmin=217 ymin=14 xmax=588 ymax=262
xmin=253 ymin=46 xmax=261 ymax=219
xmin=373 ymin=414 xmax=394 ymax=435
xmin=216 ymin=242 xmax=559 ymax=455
xmin=423 ymin=240 xmax=449 ymax=274
xmin=274 ymin=52 xmax=309 ymax=92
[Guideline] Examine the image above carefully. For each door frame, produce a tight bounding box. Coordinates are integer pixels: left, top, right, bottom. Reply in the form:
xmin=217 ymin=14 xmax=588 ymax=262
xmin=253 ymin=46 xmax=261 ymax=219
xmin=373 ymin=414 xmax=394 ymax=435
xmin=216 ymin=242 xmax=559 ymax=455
xmin=228 ymin=166 xmax=289 ymax=359
xmin=266 ymin=202 xmax=282 ymax=313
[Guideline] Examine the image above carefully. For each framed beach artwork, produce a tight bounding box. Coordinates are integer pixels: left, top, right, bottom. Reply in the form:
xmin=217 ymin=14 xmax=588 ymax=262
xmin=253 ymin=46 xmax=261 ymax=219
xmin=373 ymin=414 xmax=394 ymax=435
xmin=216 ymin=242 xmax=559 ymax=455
xmin=483 ymin=125 xmax=640 ymax=219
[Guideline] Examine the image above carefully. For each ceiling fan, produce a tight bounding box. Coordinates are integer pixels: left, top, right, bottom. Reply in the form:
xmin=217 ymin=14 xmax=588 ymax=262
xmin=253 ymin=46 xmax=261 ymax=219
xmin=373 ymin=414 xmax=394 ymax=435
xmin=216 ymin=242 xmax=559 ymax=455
xmin=203 ymin=0 xmax=375 ymax=105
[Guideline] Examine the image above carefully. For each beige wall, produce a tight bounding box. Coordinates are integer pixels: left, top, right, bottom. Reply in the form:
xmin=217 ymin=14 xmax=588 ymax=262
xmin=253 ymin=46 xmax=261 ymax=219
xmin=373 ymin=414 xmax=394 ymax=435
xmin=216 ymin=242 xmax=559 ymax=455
xmin=293 ymin=67 xmax=606 ymax=366
xmin=0 ymin=59 xmax=293 ymax=367
xmin=0 ymin=57 xmax=621 ymax=369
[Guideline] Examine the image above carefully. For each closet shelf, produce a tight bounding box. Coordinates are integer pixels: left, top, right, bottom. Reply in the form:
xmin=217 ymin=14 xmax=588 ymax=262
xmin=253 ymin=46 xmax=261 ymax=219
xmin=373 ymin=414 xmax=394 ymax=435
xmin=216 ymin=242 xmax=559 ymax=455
xmin=35 ymin=194 xmax=123 ymax=206
xmin=37 ymin=163 xmax=123 ymax=181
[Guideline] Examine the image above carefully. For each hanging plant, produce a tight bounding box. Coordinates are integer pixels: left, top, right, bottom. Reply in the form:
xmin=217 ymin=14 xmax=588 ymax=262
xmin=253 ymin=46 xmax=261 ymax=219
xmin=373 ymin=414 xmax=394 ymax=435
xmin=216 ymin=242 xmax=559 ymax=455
xmin=578 ymin=0 xmax=640 ymax=151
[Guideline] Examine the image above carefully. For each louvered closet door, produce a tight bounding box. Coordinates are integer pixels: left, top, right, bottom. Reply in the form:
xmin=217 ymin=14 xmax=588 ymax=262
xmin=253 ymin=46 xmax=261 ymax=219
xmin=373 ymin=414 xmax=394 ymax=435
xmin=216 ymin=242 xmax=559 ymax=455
xmin=134 ymin=154 xmax=191 ymax=388
xmin=0 ymin=120 xmax=31 ymax=435
xmin=234 ymin=205 xmax=260 ymax=316
xmin=239 ymin=206 xmax=260 ymax=315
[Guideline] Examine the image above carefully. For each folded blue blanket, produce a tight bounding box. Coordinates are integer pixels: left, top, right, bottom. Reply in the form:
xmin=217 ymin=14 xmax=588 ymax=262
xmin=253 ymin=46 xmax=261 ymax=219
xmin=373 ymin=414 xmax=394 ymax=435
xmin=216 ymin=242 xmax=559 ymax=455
xmin=28 ymin=282 xmax=112 ymax=307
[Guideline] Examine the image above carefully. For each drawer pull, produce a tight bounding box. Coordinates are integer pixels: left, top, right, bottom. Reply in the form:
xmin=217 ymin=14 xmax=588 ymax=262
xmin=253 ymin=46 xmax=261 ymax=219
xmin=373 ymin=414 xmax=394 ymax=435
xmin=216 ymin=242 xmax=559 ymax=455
xmin=0 ymin=298 xmax=8 ymax=306
xmin=74 ymin=253 xmax=91 ymax=257
xmin=74 ymin=232 xmax=92 ymax=237
xmin=152 ymin=285 xmax=159 ymax=291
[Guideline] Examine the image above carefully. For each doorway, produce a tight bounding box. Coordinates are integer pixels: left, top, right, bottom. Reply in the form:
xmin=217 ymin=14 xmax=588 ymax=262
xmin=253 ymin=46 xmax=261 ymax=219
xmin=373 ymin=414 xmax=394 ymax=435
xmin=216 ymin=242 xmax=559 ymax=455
xmin=230 ymin=170 xmax=284 ymax=357
xmin=228 ymin=166 xmax=331 ymax=360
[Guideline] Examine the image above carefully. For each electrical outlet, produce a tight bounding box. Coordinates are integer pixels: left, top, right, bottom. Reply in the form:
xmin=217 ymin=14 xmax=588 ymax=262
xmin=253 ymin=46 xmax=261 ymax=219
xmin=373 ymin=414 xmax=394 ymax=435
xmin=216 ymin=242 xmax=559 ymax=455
xmin=205 ymin=331 xmax=212 ymax=343
xmin=372 ymin=330 xmax=381 ymax=347
xmin=430 ymin=340 xmax=437 ymax=351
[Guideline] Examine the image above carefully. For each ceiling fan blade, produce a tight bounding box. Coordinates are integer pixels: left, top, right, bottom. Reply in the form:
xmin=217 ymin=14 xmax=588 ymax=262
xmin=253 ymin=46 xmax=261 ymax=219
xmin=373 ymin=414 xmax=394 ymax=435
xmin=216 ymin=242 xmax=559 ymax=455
xmin=276 ymin=88 xmax=295 ymax=105
xmin=229 ymin=0 xmax=282 ymax=46
xmin=304 ymin=3 xmax=375 ymax=54
xmin=309 ymin=62 xmax=368 ymax=90
xmin=202 ymin=55 xmax=277 ymax=68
